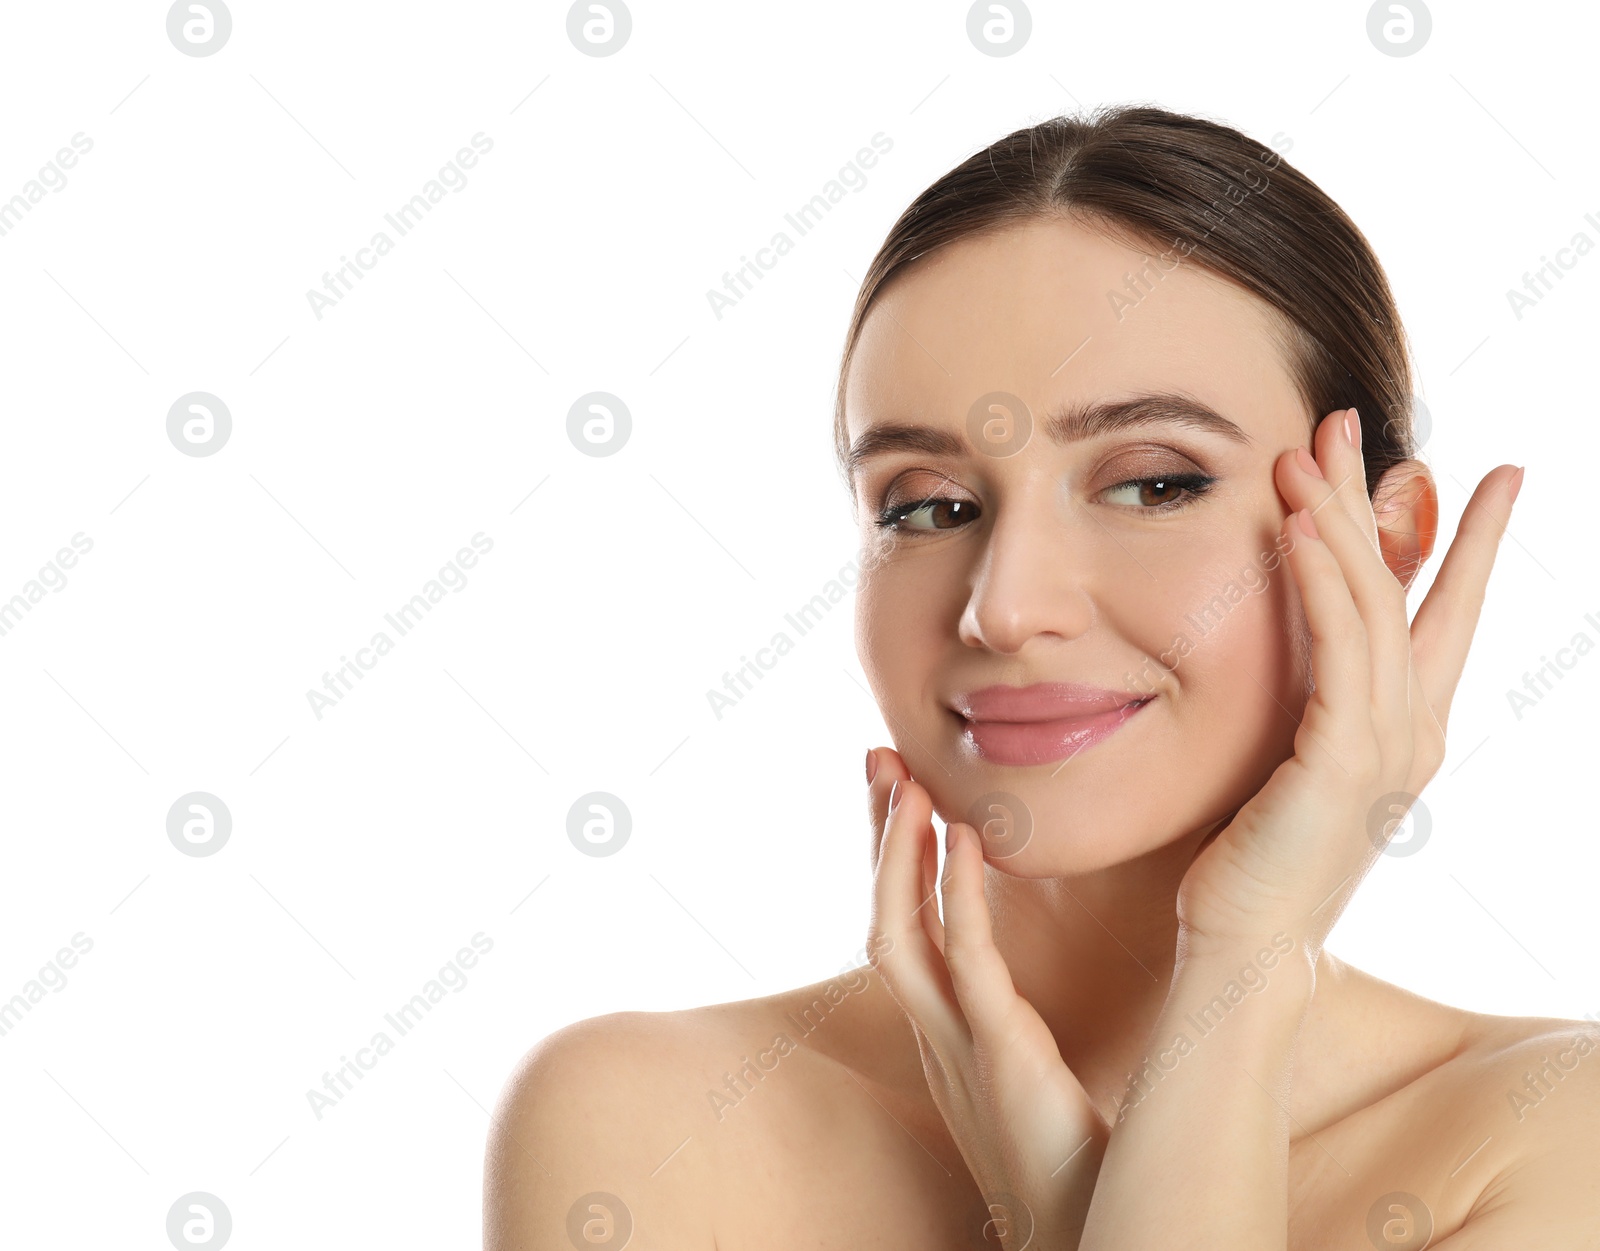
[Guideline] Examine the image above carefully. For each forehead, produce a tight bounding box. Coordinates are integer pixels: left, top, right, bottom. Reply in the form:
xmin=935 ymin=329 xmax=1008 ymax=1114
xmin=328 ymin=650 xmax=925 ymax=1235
xmin=844 ymin=216 xmax=1309 ymax=449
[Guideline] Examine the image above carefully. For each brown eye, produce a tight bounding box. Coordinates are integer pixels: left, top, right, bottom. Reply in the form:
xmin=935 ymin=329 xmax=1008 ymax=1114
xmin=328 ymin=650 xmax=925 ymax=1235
xmin=1128 ymin=479 xmax=1183 ymax=506
xmin=1099 ymin=473 xmax=1217 ymax=512
xmin=876 ymin=496 xmax=980 ymax=533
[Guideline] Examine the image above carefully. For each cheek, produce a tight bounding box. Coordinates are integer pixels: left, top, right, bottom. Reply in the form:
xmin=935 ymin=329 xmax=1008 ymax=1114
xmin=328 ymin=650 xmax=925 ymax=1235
xmin=1115 ymin=535 xmax=1306 ymax=687
xmin=1016 ymin=538 xmax=1301 ymax=852
xmin=855 ymin=566 xmax=935 ymax=701
xmin=1100 ymin=508 xmax=1276 ymax=645
xmin=1118 ymin=536 xmax=1309 ymax=795
xmin=855 ymin=561 xmax=965 ymax=778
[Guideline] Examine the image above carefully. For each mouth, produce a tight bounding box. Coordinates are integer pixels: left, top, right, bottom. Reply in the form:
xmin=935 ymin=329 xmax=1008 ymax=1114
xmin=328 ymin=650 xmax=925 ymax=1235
xmin=949 ymin=685 xmax=1155 ymax=767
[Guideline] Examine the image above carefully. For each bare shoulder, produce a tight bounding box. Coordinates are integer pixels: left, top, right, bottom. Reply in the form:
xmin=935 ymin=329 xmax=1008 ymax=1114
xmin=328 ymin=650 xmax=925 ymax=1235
xmin=1431 ymin=1010 xmax=1600 ymax=1245
xmin=1458 ymin=1010 xmax=1600 ymax=1110
xmin=482 ymin=975 xmax=896 ymax=1251
xmin=1454 ymin=1010 xmax=1600 ymax=1146
xmin=482 ymin=1006 xmax=729 ymax=1251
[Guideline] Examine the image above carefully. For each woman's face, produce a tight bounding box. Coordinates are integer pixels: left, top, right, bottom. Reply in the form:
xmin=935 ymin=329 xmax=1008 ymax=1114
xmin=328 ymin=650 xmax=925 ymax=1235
xmin=845 ymin=215 xmax=1322 ymax=874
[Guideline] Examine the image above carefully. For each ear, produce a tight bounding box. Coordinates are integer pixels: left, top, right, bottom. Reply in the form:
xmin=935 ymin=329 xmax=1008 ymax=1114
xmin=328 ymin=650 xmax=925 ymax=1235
xmin=1370 ymin=458 xmax=1439 ymax=590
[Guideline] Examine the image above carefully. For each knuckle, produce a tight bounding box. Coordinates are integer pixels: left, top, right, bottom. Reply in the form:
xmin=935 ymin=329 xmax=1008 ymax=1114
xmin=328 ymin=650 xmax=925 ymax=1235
xmin=1319 ymin=614 xmax=1368 ymax=653
xmin=865 ymin=921 xmax=903 ymax=970
xmin=1396 ymin=737 xmax=1418 ymax=781
xmin=1340 ymin=732 xmax=1384 ymax=784
xmin=1416 ymin=720 xmax=1447 ymax=775
xmin=1373 ymin=713 xmax=1413 ymax=773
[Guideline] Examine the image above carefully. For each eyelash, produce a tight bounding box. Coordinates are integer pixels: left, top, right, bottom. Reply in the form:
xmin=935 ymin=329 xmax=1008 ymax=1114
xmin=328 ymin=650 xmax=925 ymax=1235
xmin=872 ymin=473 xmax=1218 ymax=533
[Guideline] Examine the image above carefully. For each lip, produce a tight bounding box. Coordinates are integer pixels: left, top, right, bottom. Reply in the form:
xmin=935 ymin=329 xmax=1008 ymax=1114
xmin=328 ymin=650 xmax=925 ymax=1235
xmin=951 ymin=682 xmax=1153 ymax=767
xmin=952 ymin=681 xmax=1152 ymax=721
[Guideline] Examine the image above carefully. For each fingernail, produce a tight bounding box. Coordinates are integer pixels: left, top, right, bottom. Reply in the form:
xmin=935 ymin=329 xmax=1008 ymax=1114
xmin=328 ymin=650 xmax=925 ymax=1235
xmin=865 ymin=749 xmax=878 ymax=785
xmin=1297 ymin=506 xmax=1320 ymax=539
xmin=1344 ymin=409 xmax=1362 ymax=450
xmin=1509 ymin=465 xmax=1525 ymax=505
xmin=946 ymin=824 xmax=958 ymax=853
xmin=1295 ymin=446 xmax=1325 ymax=479
xmin=888 ymin=779 xmax=902 ymax=811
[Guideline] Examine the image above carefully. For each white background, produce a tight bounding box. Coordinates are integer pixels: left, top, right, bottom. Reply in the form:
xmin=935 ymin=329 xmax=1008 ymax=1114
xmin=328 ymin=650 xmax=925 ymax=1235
xmin=0 ymin=1 xmax=1595 ymax=1247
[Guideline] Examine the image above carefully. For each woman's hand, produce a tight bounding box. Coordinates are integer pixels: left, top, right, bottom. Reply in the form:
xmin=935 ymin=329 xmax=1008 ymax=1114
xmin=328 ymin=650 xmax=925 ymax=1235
xmin=1174 ymin=407 xmax=1523 ymax=965
xmin=866 ymin=746 xmax=1110 ymax=1250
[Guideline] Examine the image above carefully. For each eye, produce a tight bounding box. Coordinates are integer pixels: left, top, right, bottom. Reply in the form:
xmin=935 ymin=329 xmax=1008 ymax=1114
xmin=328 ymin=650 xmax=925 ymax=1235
xmin=1099 ymin=473 xmax=1216 ymax=512
xmin=871 ymin=469 xmax=1217 ymax=534
xmin=874 ymin=495 xmax=981 ymax=533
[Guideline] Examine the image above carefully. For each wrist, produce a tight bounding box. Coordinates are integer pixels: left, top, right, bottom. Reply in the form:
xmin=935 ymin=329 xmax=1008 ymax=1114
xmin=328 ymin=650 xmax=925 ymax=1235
xmin=1170 ymin=928 xmax=1317 ymax=1018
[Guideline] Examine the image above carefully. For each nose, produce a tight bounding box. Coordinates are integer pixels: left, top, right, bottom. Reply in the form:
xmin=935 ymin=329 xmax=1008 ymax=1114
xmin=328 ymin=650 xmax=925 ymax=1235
xmin=957 ymin=479 xmax=1097 ymax=653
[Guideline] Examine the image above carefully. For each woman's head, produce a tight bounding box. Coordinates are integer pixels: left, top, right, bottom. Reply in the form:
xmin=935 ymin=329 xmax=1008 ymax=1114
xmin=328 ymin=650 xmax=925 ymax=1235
xmin=838 ymin=105 xmax=1438 ymax=874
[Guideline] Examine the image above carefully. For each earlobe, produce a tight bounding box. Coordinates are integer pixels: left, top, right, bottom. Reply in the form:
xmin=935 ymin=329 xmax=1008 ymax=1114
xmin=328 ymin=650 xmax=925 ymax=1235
xmin=1372 ymin=459 xmax=1439 ymax=590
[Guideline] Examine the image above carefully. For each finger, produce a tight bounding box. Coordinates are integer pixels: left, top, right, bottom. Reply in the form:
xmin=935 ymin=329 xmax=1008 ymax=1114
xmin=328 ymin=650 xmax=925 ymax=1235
xmin=938 ymin=822 xmax=1019 ymax=1037
xmin=920 ymin=820 xmax=946 ymax=956
xmin=869 ymin=749 xmax=950 ymax=985
xmin=1409 ymin=464 xmax=1522 ymax=728
xmin=1278 ymin=444 xmax=1412 ymax=746
xmin=1275 ymin=506 xmax=1376 ymax=782
xmin=1407 ymin=661 xmax=1447 ymax=785
xmin=867 ymin=745 xmax=911 ymax=872
xmin=1273 ymin=455 xmax=1374 ymax=731
xmin=1313 ymin=407 xmax=1381 ymax=552
xmin=869 ymin=776 xmax=967 ymax=1046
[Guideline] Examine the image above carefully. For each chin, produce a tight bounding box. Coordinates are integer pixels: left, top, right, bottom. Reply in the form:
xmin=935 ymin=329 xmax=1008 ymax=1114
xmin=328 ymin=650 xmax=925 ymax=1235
xmin=909 ymin=761 xmax=1199 ymax=878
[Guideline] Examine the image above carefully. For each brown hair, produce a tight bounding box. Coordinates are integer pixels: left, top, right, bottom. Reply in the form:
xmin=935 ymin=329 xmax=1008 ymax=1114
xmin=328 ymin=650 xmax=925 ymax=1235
xmin=832 ymin=104 xmax=1418 ymax=506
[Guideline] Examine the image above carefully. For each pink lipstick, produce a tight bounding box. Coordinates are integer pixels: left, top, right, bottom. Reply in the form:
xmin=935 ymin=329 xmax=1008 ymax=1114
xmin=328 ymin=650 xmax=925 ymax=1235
xmin=951 ymin=682 xmax=1153 ymax=767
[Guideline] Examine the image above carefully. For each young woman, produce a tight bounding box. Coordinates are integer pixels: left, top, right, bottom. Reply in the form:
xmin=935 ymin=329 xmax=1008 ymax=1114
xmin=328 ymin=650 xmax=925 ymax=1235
xmin=486 ymin=106 xmax=1596 ymax=1249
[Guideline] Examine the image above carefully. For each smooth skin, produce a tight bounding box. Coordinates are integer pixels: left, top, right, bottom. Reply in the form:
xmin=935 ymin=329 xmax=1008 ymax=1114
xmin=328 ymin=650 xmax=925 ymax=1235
xmin=485 ymin=218 xmax=1598 ymax=1249
xmin=869 ymin=418 xmax=1560 ymax=1247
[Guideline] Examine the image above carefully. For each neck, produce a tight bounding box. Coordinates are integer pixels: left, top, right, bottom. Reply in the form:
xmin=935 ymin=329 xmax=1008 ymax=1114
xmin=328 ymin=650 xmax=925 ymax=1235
xmin=974 ymin=841 xmax=1469 ymax=1138
xmin=983 ymin=824 xmax=1209 ymax=1122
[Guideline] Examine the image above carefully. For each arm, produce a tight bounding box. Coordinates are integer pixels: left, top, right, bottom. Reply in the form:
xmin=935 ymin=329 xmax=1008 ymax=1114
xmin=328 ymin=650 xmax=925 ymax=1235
xmin=1076 ymin=940 xmax=1313 ymax=1248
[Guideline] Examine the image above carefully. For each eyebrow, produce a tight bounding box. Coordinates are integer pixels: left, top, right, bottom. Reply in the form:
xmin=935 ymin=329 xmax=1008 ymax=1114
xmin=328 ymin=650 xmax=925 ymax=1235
xmin=845 ymin=390 xmax=1252 ymax=478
